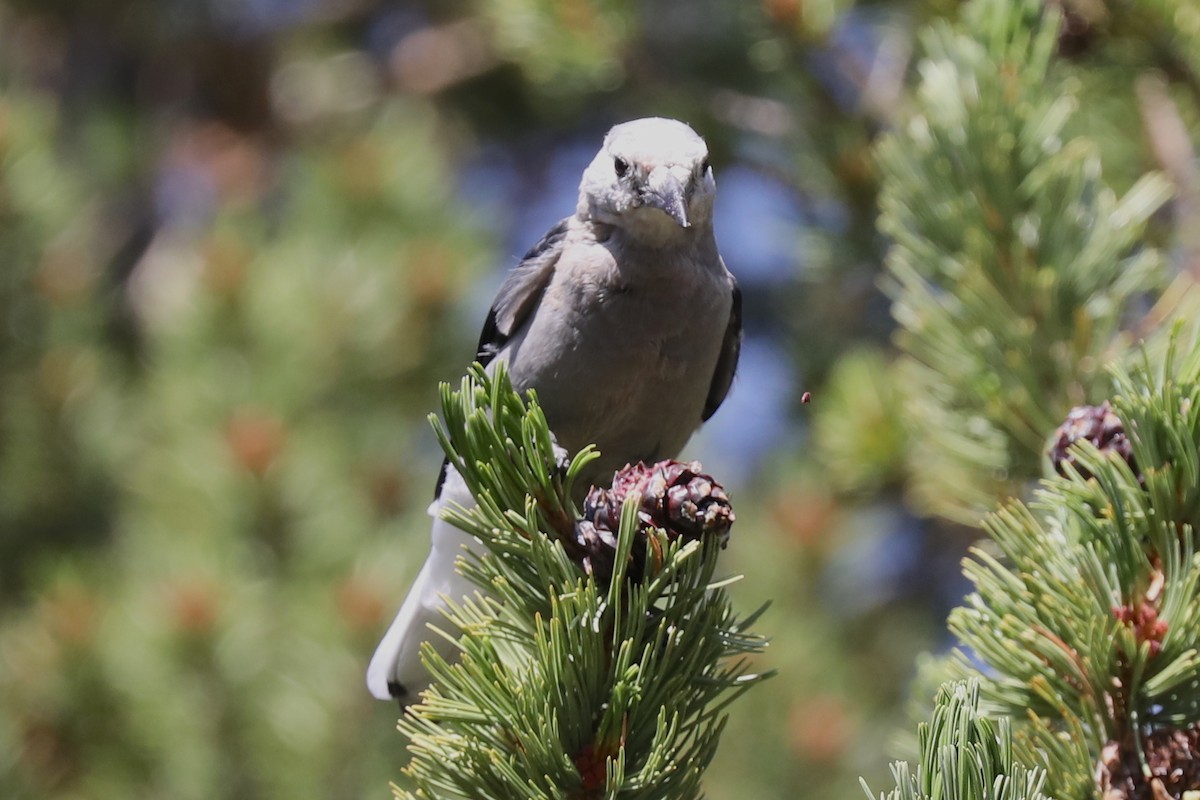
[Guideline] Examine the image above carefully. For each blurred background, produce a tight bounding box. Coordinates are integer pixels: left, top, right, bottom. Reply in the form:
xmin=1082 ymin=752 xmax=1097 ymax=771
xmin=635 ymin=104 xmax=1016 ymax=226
xmin=0 ymin=0 xmax=1188 ymax=797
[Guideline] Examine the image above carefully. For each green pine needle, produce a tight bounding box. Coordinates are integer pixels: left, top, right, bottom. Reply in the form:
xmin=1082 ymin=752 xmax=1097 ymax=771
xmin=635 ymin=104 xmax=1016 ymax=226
xmin=876 ymin=0 xmax=1173 ymax=521
xmin=938 ymin=327 xmax=1200 ymax=799
xmin=862 ymin=680 xmax=1048 ymax=800
xmin=396 ymin=364 xmax=770 ymax=799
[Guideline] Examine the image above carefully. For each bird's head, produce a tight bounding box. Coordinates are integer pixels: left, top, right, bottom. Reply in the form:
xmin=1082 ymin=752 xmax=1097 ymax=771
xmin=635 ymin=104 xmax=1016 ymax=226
xmin=578 ymin=117 xmax=715 ymax=244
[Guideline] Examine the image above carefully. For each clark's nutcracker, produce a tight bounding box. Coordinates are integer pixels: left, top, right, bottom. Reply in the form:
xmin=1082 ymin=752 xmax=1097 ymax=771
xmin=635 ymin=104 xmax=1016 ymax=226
xmin=367 ymin=117 xmax=742 ymax=703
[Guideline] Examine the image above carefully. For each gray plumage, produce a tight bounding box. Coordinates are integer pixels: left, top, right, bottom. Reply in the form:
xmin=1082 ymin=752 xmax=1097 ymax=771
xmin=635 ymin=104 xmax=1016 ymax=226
xmin=367 ymin=117 xmax=741 ymax=702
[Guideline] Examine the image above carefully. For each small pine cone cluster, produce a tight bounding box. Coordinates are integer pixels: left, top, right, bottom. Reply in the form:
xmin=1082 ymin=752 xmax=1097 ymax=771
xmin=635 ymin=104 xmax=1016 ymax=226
xmin=1099 ymin=724 xmax=1200 ymax=800
xmin=573 ymin=460 xmax=734 ymax=584
xmin=1112 ymin=601 xmax=1169 ymax=658
xmin=572 ymin=742 xmax=614 ymax=794
xmin=1049 ymin=401 xmax=1138 ymax=482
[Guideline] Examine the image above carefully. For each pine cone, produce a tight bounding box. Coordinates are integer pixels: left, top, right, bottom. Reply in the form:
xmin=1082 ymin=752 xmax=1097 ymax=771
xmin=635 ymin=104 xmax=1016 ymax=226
xmin=1098 ymin=724 xmax=1200 ymax=800
xmin=1049 ymin=401 xmax=1138 ymax=482
xmin=1051 ymin=0 xmax=1099 ymax=59
xmin=573 ymin=460 xmax=734 ymax=583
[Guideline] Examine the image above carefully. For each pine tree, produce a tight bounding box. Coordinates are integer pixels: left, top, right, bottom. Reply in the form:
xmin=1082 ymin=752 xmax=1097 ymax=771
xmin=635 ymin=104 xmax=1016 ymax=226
xmin=395 ymin=364 xmax=768 ymax=799
xmin=7 ymin=0 xmax=1200 ymax=797
xmin=0 ymin=87 xmax=495 ymax=799
xmin=866 ymin=2 xmax=1200 ymax=800
xmin=876 ymin=0 xmax=1176 ymax=523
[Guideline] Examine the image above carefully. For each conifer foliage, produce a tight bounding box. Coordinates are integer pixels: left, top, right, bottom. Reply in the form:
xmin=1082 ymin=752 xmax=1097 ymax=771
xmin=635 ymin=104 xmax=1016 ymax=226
xmin=876 ymin=0 xmax=1173 ymax=522
xmin=395 ymin=365 xmax=769 ymax=799
xmin=863 ymin=681 xmax=1048 ymax=800
xmin=947 ymin=334 xmax=1200 ymax=800
xmin=871 ymin=1 xmax=1200 ymax=800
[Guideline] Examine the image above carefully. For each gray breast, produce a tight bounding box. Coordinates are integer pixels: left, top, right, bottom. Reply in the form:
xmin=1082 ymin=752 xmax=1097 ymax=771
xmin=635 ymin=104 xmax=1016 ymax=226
xmin=501 ymin=239 xmax=730 ymax=487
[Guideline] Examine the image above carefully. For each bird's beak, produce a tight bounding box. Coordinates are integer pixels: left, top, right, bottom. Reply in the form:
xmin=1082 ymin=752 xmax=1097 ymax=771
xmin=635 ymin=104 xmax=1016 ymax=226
xmin=645 ymin=172 xmax=691 ymax=228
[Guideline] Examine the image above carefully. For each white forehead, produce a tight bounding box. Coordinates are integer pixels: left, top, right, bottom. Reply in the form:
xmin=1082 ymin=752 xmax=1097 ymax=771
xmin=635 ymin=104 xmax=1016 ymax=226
xmin=603 ymin=117 xmax=707 ymax=168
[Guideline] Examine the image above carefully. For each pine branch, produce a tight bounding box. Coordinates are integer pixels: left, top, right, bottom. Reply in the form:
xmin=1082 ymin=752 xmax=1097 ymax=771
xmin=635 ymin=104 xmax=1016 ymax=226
xmin=862 ymin=680 xmax=1048 ymax=800
xmin=876 ymin=0 xmax=1174 ymax=522
xmin=868 ymin=4 xmax=1200 ymax=800
xmin=395 ymin=364 xmax=770 ymax=799
xmin=938 ymin=328 xmax=1200 ymax=800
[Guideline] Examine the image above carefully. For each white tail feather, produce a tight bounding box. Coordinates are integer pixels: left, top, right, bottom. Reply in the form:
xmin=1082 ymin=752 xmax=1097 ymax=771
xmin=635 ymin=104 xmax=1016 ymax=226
xmin=366 ymin=471 xmax=477 ymax=702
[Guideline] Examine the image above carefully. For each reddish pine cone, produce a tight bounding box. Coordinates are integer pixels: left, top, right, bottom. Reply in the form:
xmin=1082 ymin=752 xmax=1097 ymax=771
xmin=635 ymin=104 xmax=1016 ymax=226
xmin=1112 ymin=600 xmax=1169 ymax=658
xmin=1099 ymin=723 xmax=1200 ymax=800
xmin=574 ymin=460 xmax=734 ymax=583
xmin=1049 ymin=401 xmax=1137 ymax=481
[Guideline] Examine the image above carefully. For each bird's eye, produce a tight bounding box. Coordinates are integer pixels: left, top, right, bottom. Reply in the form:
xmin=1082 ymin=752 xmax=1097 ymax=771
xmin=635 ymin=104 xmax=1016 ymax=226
xmin=700 ymin=157 xmax=711 ymax=174
xmin=614 ymin=157 xmax=629 ymax=178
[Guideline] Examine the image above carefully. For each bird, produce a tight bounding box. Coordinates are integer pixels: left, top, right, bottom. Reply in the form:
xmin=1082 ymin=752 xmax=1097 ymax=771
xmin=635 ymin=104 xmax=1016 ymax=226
xmin=366 ymin=117 xmax=742 ymax=703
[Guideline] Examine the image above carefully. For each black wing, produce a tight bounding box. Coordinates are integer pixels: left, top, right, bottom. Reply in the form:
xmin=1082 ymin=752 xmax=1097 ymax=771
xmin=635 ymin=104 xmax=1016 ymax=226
xmin=702 ymin=278 xmax=742 ymax=422
xmin=473 ymin=217 xmax=570 ymax=368
xmin=435 ymin=218 xmax=570 ymax=498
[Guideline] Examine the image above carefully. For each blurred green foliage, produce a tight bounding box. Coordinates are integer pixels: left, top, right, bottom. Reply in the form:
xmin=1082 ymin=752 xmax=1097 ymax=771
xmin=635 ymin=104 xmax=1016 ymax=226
xmin=1 ymin=0 xmax=1198 ymax=798
xmin=0 ymin=82 xmax=491 ymax=798
xmin=877 ymin=0 xmax=1173 ymax=522
xmin=0 ymin=97 xmax=116 ymax=597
